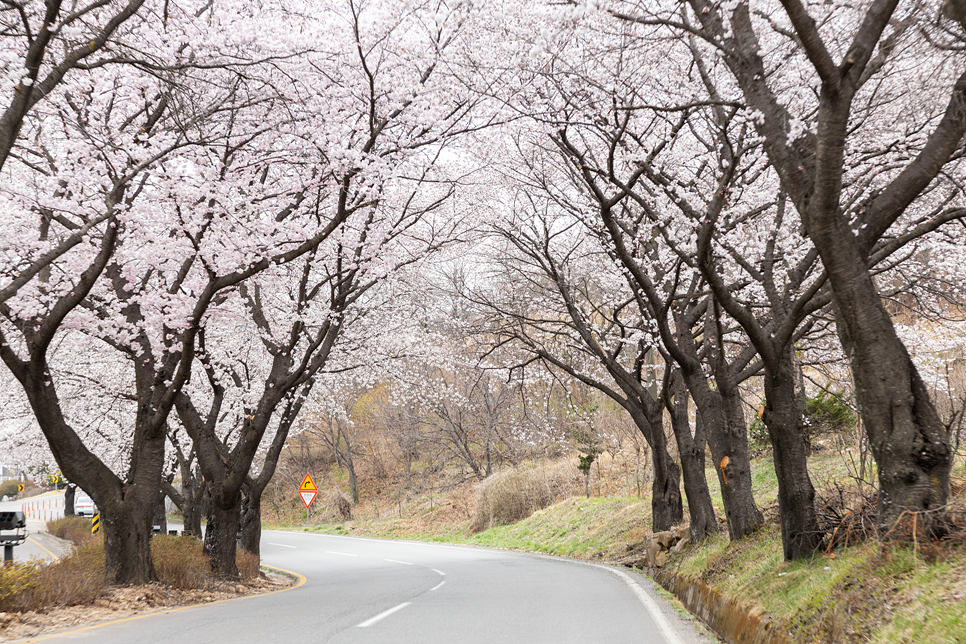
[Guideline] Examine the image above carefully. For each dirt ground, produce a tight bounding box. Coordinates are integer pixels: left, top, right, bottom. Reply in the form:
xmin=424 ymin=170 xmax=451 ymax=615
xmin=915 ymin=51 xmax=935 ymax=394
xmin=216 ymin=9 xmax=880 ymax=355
xmin=0 ymin=570 xmax=293 ymax=642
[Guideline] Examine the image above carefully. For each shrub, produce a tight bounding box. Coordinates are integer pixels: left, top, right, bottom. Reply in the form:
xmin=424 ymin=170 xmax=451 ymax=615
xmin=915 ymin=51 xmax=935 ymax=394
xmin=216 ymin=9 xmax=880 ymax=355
xmin=150 ymin=535 xmax=212 ymax=589
xmin=0 ymin=540 xmax=105 ymax=612
xmin=470 ymin=460 xmax=582 ymax=532
xmin=323 ymin=489 xmax=352 ymax=521
xmin=236 ymin=548 xmax=261 ymax=580
xmin=47 ymin=515 xmax=96 ymax=546
xmin=0 ymin=479 xmax=22 ymax=499
xmin=804 ymin=390 xmax=857 ymax=430
xmin=749 ymin=391 xmax=857 ymax=451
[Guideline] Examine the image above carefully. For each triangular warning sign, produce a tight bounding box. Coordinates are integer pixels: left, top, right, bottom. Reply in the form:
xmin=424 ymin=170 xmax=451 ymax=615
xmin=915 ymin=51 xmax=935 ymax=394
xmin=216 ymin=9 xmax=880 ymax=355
xmin=300 ymin=490 xmax=317 ymax=508
xmin=299 ymin=472 xmax=317 ymax=491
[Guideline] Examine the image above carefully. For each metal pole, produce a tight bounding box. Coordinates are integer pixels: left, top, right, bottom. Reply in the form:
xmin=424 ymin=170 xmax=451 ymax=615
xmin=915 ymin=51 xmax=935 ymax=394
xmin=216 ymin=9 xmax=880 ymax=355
xmin=3 ymin=545 xmax=12 ymax=566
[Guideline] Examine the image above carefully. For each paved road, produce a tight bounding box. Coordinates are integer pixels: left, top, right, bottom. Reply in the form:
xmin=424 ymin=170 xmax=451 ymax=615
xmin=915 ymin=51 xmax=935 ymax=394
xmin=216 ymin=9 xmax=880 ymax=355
xmin=0 ymin=494 xmax=71 ymax=563
xmin=9 ymin=530 xmax=711 ymax=644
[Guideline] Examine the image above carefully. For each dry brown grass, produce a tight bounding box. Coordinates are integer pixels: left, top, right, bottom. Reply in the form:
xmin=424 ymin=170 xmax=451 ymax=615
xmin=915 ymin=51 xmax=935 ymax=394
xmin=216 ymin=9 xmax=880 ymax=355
xmin=0 ymin=534 xmax=265 ymax=613
xmin=46 ymin=516 xmax=95 ymax=547
xmin=0 ymin=540 xmax=104 ymax=612
xmin=470 ymin=459 xmax=582 ymax=532
xmin=150 ymin=535 xmax=214 ymax=589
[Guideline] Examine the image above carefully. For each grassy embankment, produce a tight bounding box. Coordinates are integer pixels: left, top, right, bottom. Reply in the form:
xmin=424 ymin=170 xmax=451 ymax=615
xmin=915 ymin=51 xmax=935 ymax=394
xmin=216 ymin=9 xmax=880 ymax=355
xmin=280 ymin=452 xmax=966 ymax=643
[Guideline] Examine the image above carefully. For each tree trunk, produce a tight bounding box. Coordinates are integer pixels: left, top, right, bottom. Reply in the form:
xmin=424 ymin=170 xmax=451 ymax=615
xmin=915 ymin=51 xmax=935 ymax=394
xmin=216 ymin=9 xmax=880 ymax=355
xmin=153 ymin=487 xmax=168 ymax=536
xmin=674 ymin=323 xmax=763 ymax=541
xmin=101 ymin=491 xmax=158 ymax=584
xmin=203 ymin=492 xmax=241 ymax=578
xmin=182 ymin=472 xmax=204 ymax=537
xmin=668 ymin=375 xmax=717 ymax=542
xmin=833 ymin=297 xmax=952 ymax=535
xmin=239 ymin=488 xmax=263 ymax=557
xmin=762 ymin=346 xmax=822 ymax=559
xmin=347 ymin=458 xmax=359 ymax=505
xmin=685 ymin=377 xmax=762 ymax=540
xmin=803 ymin=89 xmax=952 ymax=537
xmin=64 ymin=484 xmax=75 ymax=517
xmin=641 ymin=405 xmax=684 ymax=532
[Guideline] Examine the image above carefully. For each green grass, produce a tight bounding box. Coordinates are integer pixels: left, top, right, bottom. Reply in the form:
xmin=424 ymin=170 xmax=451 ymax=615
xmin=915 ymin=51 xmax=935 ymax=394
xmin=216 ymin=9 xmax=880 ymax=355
xmin=463 ymin=496 xmax=650 ymax=558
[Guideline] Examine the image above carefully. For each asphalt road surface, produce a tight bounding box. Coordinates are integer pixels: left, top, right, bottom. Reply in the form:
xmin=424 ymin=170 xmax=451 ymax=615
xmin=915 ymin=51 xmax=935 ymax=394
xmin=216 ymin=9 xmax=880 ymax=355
xmin=10 ymin=530 xmax=712 ymax=644
xmin=0 ymin=495 xmax=71 ymax=563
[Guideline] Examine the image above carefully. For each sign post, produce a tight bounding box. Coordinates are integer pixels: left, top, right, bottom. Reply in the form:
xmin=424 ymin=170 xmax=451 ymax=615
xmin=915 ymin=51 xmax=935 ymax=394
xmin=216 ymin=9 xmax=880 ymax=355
xmin=299 ymin=473 xmax=318 ymax=522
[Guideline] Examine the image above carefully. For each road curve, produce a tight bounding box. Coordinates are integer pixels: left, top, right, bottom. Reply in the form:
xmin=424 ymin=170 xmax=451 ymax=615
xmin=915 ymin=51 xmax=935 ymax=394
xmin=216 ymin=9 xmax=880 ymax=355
xmin=13 ymin=530 xmax=712 ymax=644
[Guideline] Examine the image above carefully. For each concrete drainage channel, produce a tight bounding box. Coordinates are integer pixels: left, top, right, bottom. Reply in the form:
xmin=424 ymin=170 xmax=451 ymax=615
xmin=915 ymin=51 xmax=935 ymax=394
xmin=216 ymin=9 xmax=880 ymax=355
xmin=652 ymin=569 xmax=793 ymax=644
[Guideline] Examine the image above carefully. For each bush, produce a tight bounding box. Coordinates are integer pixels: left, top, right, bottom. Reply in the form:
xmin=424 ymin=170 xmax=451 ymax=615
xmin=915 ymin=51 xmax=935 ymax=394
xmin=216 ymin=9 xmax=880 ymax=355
xmin=47 ymin=515 xmax=95 ymax=547
xmin=0 ymin=534 xmax=263 ymax=614
xmin=150 ymin=535 xmax=215 ymax=589
xmin=804 ymin=390 xmax=857 ymax=430
xmin=0 ymin=540 xmax=106 ymax=612
xmin=0 ymin=479 xmax=22 ymax=499
xmin=749 ymin=391 xmax=857 ymax=451
xmin=236 ymin=548 xmax=261 ymax=580
xmin=324 ymin=489 xmax=352 ymax=521
xmin=470 ymin=460 xmax=582 ymax=532
xmin=151 ymin=535 xmax=263 ymax=586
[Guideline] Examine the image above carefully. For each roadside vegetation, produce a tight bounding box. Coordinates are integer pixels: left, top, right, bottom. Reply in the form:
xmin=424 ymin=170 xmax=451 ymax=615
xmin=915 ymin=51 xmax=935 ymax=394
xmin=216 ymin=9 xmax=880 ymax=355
xmin=0 ymin=533 xmax=263 ymax=615
xmin=266 ymin=446 xmax=966 ymax=644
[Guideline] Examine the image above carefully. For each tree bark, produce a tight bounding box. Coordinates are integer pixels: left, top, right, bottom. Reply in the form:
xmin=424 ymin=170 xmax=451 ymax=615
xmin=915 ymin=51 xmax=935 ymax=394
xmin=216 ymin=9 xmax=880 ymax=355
xmin=239 ymin=486 xmax=263 ymax=557
xmin=762 ymin=345 xmax=822 ymax=559
xmin=153 ymin=484 xmax=168 ymax=536
xmin=204 ymin=490 xmax=241 ymax=578
xmin=102 ymin=497 xmax=157 ymax=584
xmin=673 ymin=314 xmax=764 ymax=541
xmin=64 ymin=484 xmax=76 ymax=517
xmin=667 ymin=373 xmax=718 ymax=542
xmin=832 ymin=294 xmax=952 ymax=534
xmin=631 ymin=405 xmax=684 ymax=532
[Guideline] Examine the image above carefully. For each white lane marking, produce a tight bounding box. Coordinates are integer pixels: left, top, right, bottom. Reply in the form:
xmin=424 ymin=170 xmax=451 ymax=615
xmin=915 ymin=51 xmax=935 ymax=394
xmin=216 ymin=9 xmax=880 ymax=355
xmin=357 ymin=602 xmax=411 ymax=628
xmin=599 ymin=566 xmax=686 ymax=644
xmin=431 ymin=568 xmax=446 ymax=576
xmin=383 ymin=558 xmax=412 ymax=565
xmin=430 ymin=580 xmax=445 ymax=591
xmin=326 ymin=551 xmax=358 ymax=557
xmin=268 ymin=542 xmax=296 ymax=549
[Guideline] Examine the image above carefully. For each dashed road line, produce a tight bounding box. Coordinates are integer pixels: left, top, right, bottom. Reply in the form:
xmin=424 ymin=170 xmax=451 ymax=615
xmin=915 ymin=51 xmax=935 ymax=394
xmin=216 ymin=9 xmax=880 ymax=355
xmin=357 ymin=602 xmax=411 ymax=628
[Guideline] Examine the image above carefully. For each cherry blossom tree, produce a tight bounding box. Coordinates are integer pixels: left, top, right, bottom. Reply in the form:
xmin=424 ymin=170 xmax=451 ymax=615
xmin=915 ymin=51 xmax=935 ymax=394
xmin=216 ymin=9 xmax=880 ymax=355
xmin=608 ymin=0 xmax=966 ymax=537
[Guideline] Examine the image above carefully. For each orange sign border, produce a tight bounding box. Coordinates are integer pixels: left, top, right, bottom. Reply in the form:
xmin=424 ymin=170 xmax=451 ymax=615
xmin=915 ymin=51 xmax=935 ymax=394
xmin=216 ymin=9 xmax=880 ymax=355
xmin=299 ymin=473 xmax=317 ymax=491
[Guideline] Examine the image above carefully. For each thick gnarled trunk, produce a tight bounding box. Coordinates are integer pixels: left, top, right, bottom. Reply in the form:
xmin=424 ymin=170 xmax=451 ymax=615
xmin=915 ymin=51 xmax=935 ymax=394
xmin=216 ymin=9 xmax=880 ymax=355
xmin=833 ymin=297 xmax=951 ymax=535
xmin=204 ymin=492 xmax=241 ymax=578
xmin=102 ymin=499 xmax=157 ymax=584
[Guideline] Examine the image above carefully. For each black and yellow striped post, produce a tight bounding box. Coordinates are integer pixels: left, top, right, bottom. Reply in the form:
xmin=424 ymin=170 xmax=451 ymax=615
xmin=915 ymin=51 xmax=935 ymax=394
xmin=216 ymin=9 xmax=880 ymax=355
xmin=91 ymin=513 xmax=100 ymax=535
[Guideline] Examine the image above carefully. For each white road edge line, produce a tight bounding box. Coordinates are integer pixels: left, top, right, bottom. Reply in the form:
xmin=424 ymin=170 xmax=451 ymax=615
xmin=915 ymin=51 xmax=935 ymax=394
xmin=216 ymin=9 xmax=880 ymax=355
xmin=430 ymin=580 xmax=445 ymax=591
xmin=383 ymin=558 xmax=413 ymax=565
xmin=598 ymin=565 xmax=686 ymax=644
xmin=267 ymin=542 xmax=296 ymax=548
xmin=326 ymin=551 xmax=358 ymax=557
xmin=357 ymin=602 xmax=411 ymax=628
xmin=431 ymin=568 xmax=446 ymax=576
